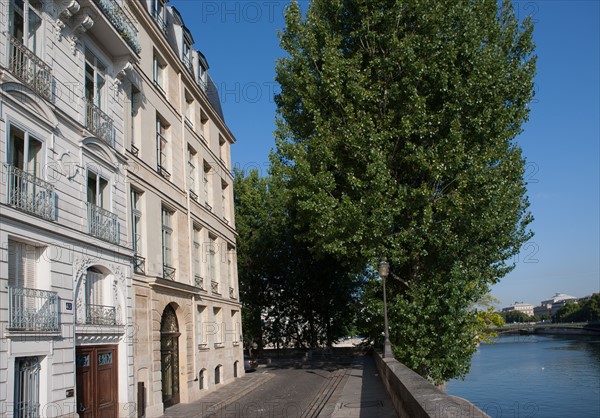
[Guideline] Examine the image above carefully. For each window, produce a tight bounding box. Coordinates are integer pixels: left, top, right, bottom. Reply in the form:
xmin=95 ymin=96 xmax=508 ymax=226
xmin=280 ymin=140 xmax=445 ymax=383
xmin=9 ymin=125 xmax=42 ymax=175
xmin=130 ymin=85 xmax=141 ymax=155
xmin=9 ymin=0 xmax=42 ymax=55
xmin=193 ymin=225 xmax=202 ymax=286
xmin=14 ymin=357 xmax=41 ymax=418
xmin=227 ymin=246 xmax=235 ymax=298
xmin=153 ymin=52 xmax=166 ymax=93
xmin=85 ymin=49 xmax=106 ymax=109
xmin=214 ymin=365 xmax=221 ymax=384
xmin=200 ymin=109 xmax=208 ymax=141
xmin=156 ymin=117 xmax=170 ymax=179
xmin=8 ymin=240 xmax=37 ymax=290
xmin=131 ymin=189 xmax=144 ymax=274
xmin=151 ymin=0 xmax=167 ymax=32
xmin=198 ymin=63 xmax=207 ymax=90
xmin=213 ymin=307 xmax=222 ymax=344
xmin=196 ymin=305 xmax=206 ymax=347
xmin=182 ymin=39 xmax=193 ymax=73
xmin=87 ymin=171 xmax=109 ymax=209
xmin=187 ymin=146 xmax=197 ymax=199
xmin=161 ymin=207 xmax=175 ymax=280
xmin=207 ymin=235 xmax=217 ymax=287
xmin=185 ymin=91 xmax=194 ymax=127
xmin=203 ymin=161 xmax=212 ymax=210
xmin=221 ymin=180 xmax=229 ymax=223
xmin=231 ymin=310 xmax=240 ymax=342
xmin=219 ymin=135 xmax=227 ymax=165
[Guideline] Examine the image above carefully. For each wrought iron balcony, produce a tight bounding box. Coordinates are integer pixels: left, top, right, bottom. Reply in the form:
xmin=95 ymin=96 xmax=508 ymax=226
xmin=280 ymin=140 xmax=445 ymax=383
xmin=85 ymin=100 xmax=114 ymax=146
xmin=189 ymin=190 xmax=198 ymax=201
xmin=197 ymin=76 xmax=207 ymax=92
xmin=5 ymin=165 xmax=56 ymax=221
xmin=152 ymin=10 xmax=168 ymax=34
xmin=157 ymin=165 xmax=171 ymax=180
xmin=87 ymin=202 xmax=119 ymax=244
xmin=130 ymin=144 xmax=139 ymax=157
xmin=86 ymin=304 xmax=117 ymax=325
xmin=195 ymin=275 xmax=205 ymax=290
xmin=229 ymin=287 xmax=236 ymax=299
xmin=8 ymin=36 xmax=52 ymax=100
xmin=182 ymin=54 xmax=193 ymax=75
xmin=92 ymin=0 xmax=141 ymax=53
xmin=211 ymin=280 xmax=219 ymax=294
xmin=8 ymin=286 xmax=59 ymax=331
xmin=133 ymin=255 xmax=145 ymax=274
xmin=163 ymin=265 xmax=176 ymax=280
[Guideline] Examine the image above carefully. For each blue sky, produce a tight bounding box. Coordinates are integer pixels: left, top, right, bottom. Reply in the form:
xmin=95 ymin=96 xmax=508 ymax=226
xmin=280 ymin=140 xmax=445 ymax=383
xmin=176 ymin=1 xmax=600 ymax=308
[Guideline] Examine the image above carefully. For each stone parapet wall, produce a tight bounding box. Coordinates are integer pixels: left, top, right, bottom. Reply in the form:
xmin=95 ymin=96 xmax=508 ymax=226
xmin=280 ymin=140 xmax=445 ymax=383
xmin=373 ymin=351 xmax=489 ymax=418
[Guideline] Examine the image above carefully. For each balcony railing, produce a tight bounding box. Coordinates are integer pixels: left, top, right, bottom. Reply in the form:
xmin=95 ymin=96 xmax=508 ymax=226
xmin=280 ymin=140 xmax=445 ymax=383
xmin=195 ymin=275 xmax=205 ymax=291
xmin=197 ymin=76 xmax=207 ymax=92
xmin=157 ymin=165 xmax=171 ymax=180
xmin=87 ymin=202 xmax=119 ymax=244
xmin=163 ymin=265 xmax=176 ymax=280
xmin=8 ymin=36 xmax=52 ymax=100
xmin=182 ymin=54 xmax=193 ymax=75
xmin=133 ymin=255 xmax=145 ymax=274
xmin=8 ymin=286 xmax=59 ymax=331
xmin=85 ymin=100 xmax=114 ymax=146
xmin=152 ymin=10 xmax=168 ymax=34
xmin=92 ymin=0 xmax=141 ymax=53
xmin=6 ymin=165 xmax=56 ymax=221
xmin=130 ymin=144 xmax=139 ymax=157
xmin=211 ymin=280 xmax=219 ymax=294
xmin=86 ymin=304 xmax=117 ymax=325
xmin=229 ymin=287 xmax=236 ymax=299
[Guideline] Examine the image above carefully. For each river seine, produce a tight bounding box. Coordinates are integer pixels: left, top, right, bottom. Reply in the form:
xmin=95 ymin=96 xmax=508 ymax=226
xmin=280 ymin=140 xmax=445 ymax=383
xmin=446 ymin=334 xmax=600 ymax=418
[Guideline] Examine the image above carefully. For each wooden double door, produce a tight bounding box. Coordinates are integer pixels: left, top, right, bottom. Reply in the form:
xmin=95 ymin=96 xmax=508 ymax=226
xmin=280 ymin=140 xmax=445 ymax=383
xmin=76 ymin=345 xmax=118 ymax=418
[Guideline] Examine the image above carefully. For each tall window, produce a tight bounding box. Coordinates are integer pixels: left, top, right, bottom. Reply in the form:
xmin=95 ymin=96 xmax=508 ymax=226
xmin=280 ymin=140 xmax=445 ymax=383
xmin=213 ymin=307 xmax=222 ymax=344
xmin=156 ymin=117 xmax=170 ymax=178
xmin=185 ymin=92 xmax=194 ymax=126
xmin=182 ymin=39 xmax=193 ymax=73
xmin=8 ymin=240 xmax=37 ymax=290
xmin=227 ymin=246 xmax=235 ymax=296
xmin=151 ymin=0 xmax=166 ymax=32
xmin=131 ymin=189 xmax=144 ymax=274
xmin=203 ymin=161 xmax=212 ymax=210
xmin=9 ymin=0 xmax=42 ymax=54
xmin=9 ymin=125 xmax=42 ymax=176
xmin=221 ymin=181 xmax=229 ymax=223
xmin=84 ymin=49 xmax=106 ymax=109
xmin=193 ymin=225 xmax=202 ymax=285
xmin=130 ymin=85 xmax=141 ymax=154
xmin=187 ymin=146 xmax=197 ymax=199
xmin=14 ymin=357 xmax=41 ymax=418
xmin=218 ymin=135 xmax=227 ymax=164
xmin=161 ymin=207 xmax=175 ymax=279
xmin=196 ymin=305 xmax=206 ymax=346
xmin=207 ymin=235 xmax=216 ymax=285
xmin=87 ymin=171 xmax=108 ymax=209
xmin=153 ymin=52 xmax=166 ymax=93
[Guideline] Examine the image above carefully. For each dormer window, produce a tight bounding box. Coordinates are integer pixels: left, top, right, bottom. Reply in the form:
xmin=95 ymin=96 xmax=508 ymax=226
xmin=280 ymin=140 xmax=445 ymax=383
xmin=151 ymin=0 xmax=167 ymax=33
xmin=197 ymin=64 xmax=207 ymax=91
xmin=153 ymin=51 xmax=166 ymax=94
xmin=182 ymin=38 xmax=193 ymax=74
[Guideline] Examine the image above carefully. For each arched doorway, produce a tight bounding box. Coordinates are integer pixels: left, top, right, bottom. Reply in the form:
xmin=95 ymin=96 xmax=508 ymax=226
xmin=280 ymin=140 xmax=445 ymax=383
xmin=160 ymin=305 xmax=180 ymax=408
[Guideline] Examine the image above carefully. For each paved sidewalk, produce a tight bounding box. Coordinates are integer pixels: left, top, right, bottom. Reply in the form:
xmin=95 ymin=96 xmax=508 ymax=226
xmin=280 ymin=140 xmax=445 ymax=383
xmin=318 ymin=355 xmax=397 ymax=418
xmin=160 ymin=371 xmax=274 ymax=418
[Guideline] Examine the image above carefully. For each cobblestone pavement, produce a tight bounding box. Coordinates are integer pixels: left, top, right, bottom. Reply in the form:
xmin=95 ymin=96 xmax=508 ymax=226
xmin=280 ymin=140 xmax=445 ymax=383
xmin=160 ymin=352 xmax=397 ymax=418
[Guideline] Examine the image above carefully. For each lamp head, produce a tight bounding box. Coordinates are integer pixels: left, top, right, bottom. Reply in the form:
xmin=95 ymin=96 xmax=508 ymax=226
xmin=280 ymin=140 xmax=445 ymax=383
xmin=378 ymin=260 xmax=390 ymax=278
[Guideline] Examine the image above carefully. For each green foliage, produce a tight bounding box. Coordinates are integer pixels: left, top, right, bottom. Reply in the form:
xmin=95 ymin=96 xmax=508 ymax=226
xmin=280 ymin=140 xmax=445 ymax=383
xmin=234 ymin=168 xmax=362 ymax=350
xmin=554 ymin=294 xmax=600 ymax=323
xmin=274 ymin=0 xmax=536 ymax=384
xmin=501 ymin=310 xmax=534 ymax=324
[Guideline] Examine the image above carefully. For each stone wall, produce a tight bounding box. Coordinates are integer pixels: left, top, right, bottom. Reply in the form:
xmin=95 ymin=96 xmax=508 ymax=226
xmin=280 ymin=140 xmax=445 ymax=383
xmin=373 ymin=352 xmax=489 ymax=418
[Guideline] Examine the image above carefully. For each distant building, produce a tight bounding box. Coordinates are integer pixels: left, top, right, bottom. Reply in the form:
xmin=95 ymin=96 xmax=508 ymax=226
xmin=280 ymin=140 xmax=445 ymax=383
xmin=538 ymin=293 xmax=578 ymax=316
xmin=502 ymin=302 xmax=534 ymax=317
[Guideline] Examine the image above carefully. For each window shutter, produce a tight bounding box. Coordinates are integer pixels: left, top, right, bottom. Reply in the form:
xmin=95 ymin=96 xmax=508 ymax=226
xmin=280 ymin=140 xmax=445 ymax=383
xmin=8 ymin=241 xmax=36 ymax=289
xmin=87 ymin=271 xmax=104 ymax=305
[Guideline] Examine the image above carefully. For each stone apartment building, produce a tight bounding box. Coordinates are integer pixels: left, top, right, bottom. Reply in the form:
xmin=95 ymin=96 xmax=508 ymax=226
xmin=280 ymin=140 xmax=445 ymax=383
xmin=0 ymin=1 xmax=242 ymax=417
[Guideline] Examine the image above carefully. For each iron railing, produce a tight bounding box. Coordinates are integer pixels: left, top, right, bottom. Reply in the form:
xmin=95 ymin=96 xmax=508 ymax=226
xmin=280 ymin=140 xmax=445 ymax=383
xmin=195 ymin=275 xmax=205 ymax=291
xmin=8 ymin=286 xmax=59 ymax=331
xmin=211 ymin=280 xmax=219 ymax=294
xmin=229 ymin=287 xmax=236 ymax=299
xmin=133 ymin=255 xmax=145 ymax=274
xmin=130 ymin=144 xmax=139 ymax=157
xmin=197 ymin=76 xmax=207 ymax=92
xmin=152 ymin=9 xmax=167 ymax=34
xmin=163 ymin=265 xmax=176 ymax=280
xmin=87 ymin=202 xmax=119 ymax=244
xmin=92 ymin=0 xmax=141 ymax=53
xmin=86 ymin=304 xmax=117 ymax=325
xmin=8 ymin=36 xmax=52 ymax=100
xmin=182 ymin=54 xmax=193 ymax=75
xmin=85 ymin=100 xmax=114 ymax=146
xmin=6 ymin=165 xmax=56 ymax=221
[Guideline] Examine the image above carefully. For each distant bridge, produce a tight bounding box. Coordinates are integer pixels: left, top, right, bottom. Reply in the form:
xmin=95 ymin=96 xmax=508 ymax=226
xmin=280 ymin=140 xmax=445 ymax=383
xmin=495 ymin=322 xmax=600 ymax=334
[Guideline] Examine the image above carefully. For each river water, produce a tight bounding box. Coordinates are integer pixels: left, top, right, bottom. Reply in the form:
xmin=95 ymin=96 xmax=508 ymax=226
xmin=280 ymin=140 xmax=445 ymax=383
xmin=446 ymin=334 xmax=600 ymax=418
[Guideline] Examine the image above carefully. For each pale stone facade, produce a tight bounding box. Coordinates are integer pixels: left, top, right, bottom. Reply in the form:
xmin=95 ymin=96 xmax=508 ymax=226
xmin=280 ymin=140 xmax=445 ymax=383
xmin=127 ymin=1 xmax=242 ymax=417
xmin=0 ymin=0 xmax=241 ymax=417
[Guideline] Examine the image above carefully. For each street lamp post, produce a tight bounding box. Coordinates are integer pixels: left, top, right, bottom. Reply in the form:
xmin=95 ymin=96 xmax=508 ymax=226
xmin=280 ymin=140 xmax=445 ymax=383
xmin=378 ymin=260 xmax=392 ymax=358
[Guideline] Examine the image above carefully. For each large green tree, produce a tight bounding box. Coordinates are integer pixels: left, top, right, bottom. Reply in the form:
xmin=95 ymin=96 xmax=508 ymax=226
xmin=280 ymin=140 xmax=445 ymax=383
xmin=274 ymin=0 xmax=536 ymax=383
